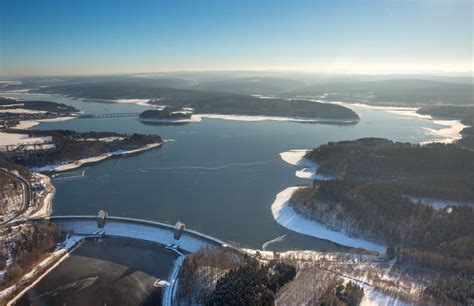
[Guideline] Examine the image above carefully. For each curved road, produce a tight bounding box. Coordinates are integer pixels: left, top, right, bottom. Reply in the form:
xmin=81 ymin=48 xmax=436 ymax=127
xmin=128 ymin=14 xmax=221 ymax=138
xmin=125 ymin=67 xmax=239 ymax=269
xmin=0 ymin=168 xmax=31 ymax=228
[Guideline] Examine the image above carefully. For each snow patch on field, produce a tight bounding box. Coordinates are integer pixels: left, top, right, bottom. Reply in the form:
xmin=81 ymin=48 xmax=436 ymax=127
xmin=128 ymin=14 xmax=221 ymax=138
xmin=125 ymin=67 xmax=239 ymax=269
xmin=361 ymin=288 xmax=409 ymax=306
xmin=0 ymin=133 xmax=54 ymax=149
xmin=271 ymin=187 xmax=386 ymax=253
xmin=15 ymin=116 xmax=76 ymax=129
xmin=113 ymin=99 xmax=151 ymax=107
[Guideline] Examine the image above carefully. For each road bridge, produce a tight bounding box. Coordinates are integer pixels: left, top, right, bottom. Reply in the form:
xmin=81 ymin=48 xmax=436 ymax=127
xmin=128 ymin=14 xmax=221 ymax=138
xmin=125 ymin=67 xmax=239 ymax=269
xmin=78 ymin=112 xmax=140 ymax=119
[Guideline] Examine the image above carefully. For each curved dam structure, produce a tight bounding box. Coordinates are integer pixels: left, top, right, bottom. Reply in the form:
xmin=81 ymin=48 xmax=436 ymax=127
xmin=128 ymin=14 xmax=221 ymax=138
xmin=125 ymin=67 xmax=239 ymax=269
xmin=45 ymin=215 xmax=228 ymax=253
xmin=10 ymin=215 xmax=231 ymax=306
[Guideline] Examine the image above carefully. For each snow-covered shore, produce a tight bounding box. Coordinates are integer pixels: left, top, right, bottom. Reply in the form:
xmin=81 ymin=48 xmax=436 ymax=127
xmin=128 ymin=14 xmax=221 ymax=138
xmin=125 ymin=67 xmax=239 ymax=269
xmin=279 ymin=150 xmax=330 ymax=180
xmin=15 ymin=116 xmax=77 ymax=129
xmin=195 ymin=113 xmax=357 ymax=124
xmin=275 ymin=149 xmax=386 ymax=253
xmin=31 ymin=143 xmax=162 ymax=172
xmin=271 ymin=187 xmax=387 ymax=253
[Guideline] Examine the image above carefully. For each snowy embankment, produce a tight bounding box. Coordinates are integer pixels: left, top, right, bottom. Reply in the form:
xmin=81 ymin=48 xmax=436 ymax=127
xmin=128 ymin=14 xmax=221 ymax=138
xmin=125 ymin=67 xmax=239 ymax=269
xmin=271 ymin=187 xmax=386 ymax=253
xmin=279 ymin=150 xmax=330 ymax=180
xmin=1 ymin=235 xmax=84 ymax=305
xmin=274 ymin=149 xmax=386 ymax=253
xmin=31 ymin=143 xmax=162 ymax=172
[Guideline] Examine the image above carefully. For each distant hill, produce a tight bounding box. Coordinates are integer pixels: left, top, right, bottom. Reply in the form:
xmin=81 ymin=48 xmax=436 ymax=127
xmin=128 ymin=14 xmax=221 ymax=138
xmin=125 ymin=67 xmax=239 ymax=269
xmin=286 ymin=79 xmax=474 ymax=106
xmin=32 ymin=80 xmax=359 ymax=121
xmin=192 ymin=77 xmax=305 ymax=95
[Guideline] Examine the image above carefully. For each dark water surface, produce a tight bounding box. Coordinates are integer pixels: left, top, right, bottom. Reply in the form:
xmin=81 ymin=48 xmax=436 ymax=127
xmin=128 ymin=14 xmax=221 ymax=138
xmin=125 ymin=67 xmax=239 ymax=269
xmin=5 ymin=93 xmax=448 ymax=250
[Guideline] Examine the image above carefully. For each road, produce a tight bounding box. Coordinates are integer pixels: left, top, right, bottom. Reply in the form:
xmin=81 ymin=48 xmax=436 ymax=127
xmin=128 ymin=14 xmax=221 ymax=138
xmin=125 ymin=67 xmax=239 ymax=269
xmin=0 ymin=168 xmax=31 ymax=228
xmin=162 ymin=247 xmax=184 ymax=306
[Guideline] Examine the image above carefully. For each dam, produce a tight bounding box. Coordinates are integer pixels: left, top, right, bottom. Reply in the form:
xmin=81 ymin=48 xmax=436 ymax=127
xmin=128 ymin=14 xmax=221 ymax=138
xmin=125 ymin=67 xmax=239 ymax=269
xmin=10 ymin=215 xmax=231 ymax=306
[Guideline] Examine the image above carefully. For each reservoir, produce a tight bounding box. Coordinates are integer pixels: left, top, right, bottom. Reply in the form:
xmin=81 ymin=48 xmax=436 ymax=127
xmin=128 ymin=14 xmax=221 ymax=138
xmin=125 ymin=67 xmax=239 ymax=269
xmin=3 ymin=93 xmax=455 ymax=251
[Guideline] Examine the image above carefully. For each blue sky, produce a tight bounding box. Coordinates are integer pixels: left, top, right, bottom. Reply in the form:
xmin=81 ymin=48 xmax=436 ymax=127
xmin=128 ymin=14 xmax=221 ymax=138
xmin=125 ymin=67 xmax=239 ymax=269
xmin=0 ymin=0 xmax=472 ymax=76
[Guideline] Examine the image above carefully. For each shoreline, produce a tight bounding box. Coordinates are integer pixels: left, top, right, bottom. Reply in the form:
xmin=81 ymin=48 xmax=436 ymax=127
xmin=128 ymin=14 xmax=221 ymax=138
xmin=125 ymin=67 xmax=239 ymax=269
xmin=328 ymin=101 xmax=467 ymax=144
xmin=275 ymin=150 xmax=386 ymax=253
xmin=31 ymin=143 xmax=162 ymax=173
xmin=28 ymin=173 xmax=56 ymax=219
xmin=271 ymin=186 xmax=387 ymax=253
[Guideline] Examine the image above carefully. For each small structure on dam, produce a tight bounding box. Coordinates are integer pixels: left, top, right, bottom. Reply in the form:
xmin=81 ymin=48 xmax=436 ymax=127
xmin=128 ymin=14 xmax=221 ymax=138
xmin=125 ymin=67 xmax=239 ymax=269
xmin=174 ymin=221 xmax=185 ymax=240
xmin=97 ymin=210 xmax=108 ymax=228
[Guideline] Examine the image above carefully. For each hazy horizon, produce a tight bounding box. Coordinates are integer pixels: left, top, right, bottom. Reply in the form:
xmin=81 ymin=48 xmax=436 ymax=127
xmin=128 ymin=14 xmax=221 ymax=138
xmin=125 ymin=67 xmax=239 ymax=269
xmin=1 ymin=0 xmax=472 ymax=77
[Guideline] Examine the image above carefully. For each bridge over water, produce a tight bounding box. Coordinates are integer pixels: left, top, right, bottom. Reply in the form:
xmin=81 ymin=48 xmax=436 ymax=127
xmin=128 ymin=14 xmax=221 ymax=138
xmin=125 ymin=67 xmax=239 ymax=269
xmin=78 ymin=112 xmax=140 ymax=119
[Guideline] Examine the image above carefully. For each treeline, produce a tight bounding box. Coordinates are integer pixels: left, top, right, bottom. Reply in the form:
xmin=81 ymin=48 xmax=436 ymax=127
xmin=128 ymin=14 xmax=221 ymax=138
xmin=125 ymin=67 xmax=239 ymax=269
xmin=305 ymin=138 xmax=474 ymax=181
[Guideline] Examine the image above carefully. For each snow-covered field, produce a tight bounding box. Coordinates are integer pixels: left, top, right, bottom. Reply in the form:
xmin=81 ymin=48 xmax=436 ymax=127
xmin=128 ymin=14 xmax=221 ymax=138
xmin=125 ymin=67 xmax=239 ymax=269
xmin=271 ymin=187 xmax=386 ymax=253
xmin=31 ymin=143 xmax=162 ymax=172
xmin=0 ymin=133 xmax=54 ymax=150
xmin=15 ymin=116 xmax=76 ymax=129
xmin=113 ymin=98 xmax=152 ymax=107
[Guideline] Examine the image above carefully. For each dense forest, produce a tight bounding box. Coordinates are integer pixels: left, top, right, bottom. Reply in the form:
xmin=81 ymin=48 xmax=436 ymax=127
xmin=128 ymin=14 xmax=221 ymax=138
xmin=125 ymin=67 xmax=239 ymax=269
xmin=304 ymin=138 xmax=474 ymax=200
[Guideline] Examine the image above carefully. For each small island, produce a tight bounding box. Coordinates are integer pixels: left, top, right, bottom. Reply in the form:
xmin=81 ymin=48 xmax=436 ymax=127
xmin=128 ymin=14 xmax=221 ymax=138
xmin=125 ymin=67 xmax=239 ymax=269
xmin=139 ymin=107 xmax=193 ymax=124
